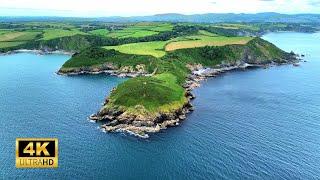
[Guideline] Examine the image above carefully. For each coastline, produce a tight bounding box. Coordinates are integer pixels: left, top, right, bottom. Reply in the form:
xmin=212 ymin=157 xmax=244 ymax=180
xmin=57 ymin=69 xmax=152 ymax=78
xmin=89 ymin=59 xmax=301 ymax=138
xmin=0 ymin=49 xmax=74 ymax=56
xmin=0 ymin=47 xmax=301 ymax=138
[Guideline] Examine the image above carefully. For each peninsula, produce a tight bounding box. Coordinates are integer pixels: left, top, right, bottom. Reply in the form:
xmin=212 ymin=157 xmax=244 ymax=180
xmin=0 ymin=21 xmax=306 ymax=137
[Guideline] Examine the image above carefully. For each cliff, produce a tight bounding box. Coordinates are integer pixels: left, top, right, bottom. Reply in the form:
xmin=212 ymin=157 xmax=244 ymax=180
xmin=84 ymin=38 xmax=298 ymax=137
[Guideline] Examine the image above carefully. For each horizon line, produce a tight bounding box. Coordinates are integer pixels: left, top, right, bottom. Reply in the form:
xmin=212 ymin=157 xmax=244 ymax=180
xmin=1 ymin=12 xmax=320 ymax=19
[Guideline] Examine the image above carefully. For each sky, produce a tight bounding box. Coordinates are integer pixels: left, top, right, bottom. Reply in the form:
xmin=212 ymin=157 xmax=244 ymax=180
xmin=0 ymin=0 xmax=319 ymax=17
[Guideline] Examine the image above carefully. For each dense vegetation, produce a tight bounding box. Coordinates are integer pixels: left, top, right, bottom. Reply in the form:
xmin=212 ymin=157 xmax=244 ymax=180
xmin=60 ymin=47 xmax=158 ymax=73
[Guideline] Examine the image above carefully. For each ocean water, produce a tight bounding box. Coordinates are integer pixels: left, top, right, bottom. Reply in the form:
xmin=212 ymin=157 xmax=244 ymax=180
xmin=1 ymin=32 xmax=320 ymax=179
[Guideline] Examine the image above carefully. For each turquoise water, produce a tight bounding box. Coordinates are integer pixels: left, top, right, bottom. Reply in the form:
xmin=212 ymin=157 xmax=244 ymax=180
xmin=1 ymin=32 xmax=320 ymax=179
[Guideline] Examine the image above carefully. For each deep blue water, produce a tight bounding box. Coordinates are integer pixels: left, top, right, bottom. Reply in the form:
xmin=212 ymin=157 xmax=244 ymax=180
xmin=1 ymin=32 xmax=320 ymax=179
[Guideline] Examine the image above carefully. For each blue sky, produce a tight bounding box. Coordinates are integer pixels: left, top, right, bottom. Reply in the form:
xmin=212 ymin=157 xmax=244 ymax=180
xmin=0 ymin=0 xmax=319 ymax=17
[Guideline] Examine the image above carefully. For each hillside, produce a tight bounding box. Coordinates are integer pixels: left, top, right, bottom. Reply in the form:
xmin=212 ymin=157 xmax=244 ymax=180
xmin=83 ymin=38 xmax=297 ymax=136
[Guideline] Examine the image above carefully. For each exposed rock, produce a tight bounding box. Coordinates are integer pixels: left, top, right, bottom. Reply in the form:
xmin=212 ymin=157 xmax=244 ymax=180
xmin=106 ymin=120 xmax=119 ymax=126
xmin=91 ymin=55 xmax=299 ymax=138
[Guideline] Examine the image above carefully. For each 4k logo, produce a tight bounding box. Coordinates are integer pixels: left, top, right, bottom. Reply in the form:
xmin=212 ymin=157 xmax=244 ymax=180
xmin=16 ymin=138 xmax=58 ymax=168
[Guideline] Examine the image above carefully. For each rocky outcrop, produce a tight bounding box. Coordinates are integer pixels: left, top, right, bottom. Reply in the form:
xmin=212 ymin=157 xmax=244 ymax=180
xmin=90 ymin=90 xmax=195 ymax=137
xmin=57 ymin=63 xmax=150 ymax=77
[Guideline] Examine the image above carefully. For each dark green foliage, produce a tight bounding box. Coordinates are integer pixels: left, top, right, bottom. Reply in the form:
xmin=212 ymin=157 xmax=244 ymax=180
xmin=167 ymin=45 xmax=244 ymax=66
xmin=61 ymin=47 xmax=158 ymax=72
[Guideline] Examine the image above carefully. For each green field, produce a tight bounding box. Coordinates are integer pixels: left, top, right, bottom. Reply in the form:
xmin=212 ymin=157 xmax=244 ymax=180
xmin=0 ymin=31 xmax=41 ymax=42
xmin=0 ymin=31 xmax=42 ymax=48
xmin=212 ymin=23 xmax=260 ymax=31
xmin=104 ymin=30 xmax=253 ymax=57
xmin=106 ymin=29 xmax=158 ymax=38
xmin=41 ymin=29 xmax=86 ymax=40
xmin=104 ymin=41 xmax=168 ymax=58
xmin=88 ymin=29 xmax=110 ymax=37
xmin=105 ymin=23 xmax=173 ymax=38
xmin=165 ymin=34 xmax=253 ymax=51
xmin=0 ymin=41 xmax=25 ymax=48
xmin=0 ymin=30 xmax=12 ymax=35
xmin=128 ymin=23 xmax=174 ymax=32
xmin=107 ymin=73 xmax=187 ymax=113
xmin=24 ymin=22 xmax=75 ymax=29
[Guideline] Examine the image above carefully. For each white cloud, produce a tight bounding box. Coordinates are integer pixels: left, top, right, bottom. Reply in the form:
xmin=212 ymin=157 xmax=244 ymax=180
xmin=0 ymin=0 xmax=319 ymax=17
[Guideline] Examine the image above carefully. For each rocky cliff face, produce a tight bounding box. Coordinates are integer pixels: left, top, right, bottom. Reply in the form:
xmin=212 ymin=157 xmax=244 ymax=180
xmin=90 ymin=83 xmax=195 ymax=138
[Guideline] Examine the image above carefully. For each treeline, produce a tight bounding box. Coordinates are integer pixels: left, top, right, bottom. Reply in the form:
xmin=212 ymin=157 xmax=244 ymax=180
xmin=79 ymin=24 xmax=126 ymax=33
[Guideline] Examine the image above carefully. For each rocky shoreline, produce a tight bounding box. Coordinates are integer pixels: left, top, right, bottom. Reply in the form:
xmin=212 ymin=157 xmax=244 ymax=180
xmin=0 ymin=49 xmax=74 ymax=56
xmin=90 ymin=86 xmax=194 ymax=138
xmin=89 ymin=57 xmax=301 ymax=138
xmin=57 ymin=68 xmax=152 ymax=78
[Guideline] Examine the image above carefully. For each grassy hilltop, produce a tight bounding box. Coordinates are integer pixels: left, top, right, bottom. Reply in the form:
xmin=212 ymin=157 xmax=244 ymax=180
xmin=104 ymin=73 xmax=187 ymax=116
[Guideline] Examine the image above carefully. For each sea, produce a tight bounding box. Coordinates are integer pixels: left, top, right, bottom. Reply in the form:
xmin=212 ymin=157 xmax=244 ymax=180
xmin=0 ymin=32 xmax=319 ymax=179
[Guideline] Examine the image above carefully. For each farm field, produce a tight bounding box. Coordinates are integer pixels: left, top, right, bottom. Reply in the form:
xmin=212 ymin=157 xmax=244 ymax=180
xmin=0 ymin=31 xmax=41 ymax=42
xmin=165 ymin=34 xmax=253 ymax=51
xmin=105 ymin=30 xmax=253 ymax=57
xmin=106 ymin=23 xmax=173 ymax=38
xmin=0 ymin=41 xmax=25 ymax=48
xmin=88 ymin=29 xmax=110 ymax=37
xmin=213 ymin=23 xmax=260 ymax=31
xmin=0 ymin=31 xmax=42 ymax=48
xmin=41 ymin=29 xmax=86 ymax=40
xmin=104 ymin=41 xmax=168 ymax=57
xmin=107 ymin=30 xmax=158 ymax=38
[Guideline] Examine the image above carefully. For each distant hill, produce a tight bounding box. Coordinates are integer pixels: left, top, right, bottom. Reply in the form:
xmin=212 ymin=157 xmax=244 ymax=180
xmin=1 ymin=13 xmax=320 ymax=23
xmin=98 ymin=13 xmax=320 ymax=23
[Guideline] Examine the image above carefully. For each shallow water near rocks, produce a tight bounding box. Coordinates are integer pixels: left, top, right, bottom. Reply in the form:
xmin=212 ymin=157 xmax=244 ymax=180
xmin=1 ymin=32 xmax=320 ymax=179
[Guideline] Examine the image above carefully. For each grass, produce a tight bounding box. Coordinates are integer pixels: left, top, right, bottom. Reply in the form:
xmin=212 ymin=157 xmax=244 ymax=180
xmin=0 ymin=31 xmax=41 ymax=49
xmin=0 ymin=31 xmax=41 ymax=42
xmin=107 ymin=30 xmax=158 ymax=38
xmin=213 ymin=23 xmax=260 ymax=31
xmin=88 ymin=29 xmax=110 ymax=37
xmin=104 ymin=30 xmax=253 ymax=57
xmin=41 ymin=29 xmax=86 ymax=40
xmin=104 ymin=41 xmax=168 ymax=58
xmin=165 ymin=34 xmax=253 ymax=51
xmin=106 ymin=23 xmax=173 ymax=38
xmin=60 ymin=47 xmax=158 ymax=74
xmin=0 ymin=30 xmax=12 ymax=35
xmin=107 ymin=73 xmax=187 ymax=113
xmin=0 ymin=41 xmax=25 ymax=48
xmin=24 ymin=22 xmax=75 ymax=29
xmin=129 ymin=23 xmax=174 ymax=32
